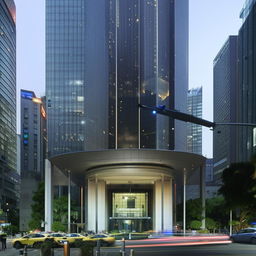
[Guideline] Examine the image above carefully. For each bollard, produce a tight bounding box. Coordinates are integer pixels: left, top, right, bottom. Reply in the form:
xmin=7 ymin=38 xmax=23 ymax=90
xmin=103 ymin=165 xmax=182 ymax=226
xmin=23 ymin=246 xmax=28 ymax=256
xmin=63 ymin=241 xmax=70 ymax=256
xmin=120 ymin=238 xmax=125 ymax=256
xmin=95 ymin=239 xmax=101 ymax=256
xmin=129 ymin=249 xmax=134 ymax=256
xmin=19 ymin=249 xmax=24 ymax=255
xmin=51 ymin=248 xmax=55 ymax=256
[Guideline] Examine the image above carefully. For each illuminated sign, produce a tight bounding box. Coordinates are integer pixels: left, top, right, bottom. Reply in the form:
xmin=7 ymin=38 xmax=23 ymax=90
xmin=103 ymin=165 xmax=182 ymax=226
xmin=21 ymin=91 xmax=33 ymax=100
xmin=32 ymin=97 xmax=42 ymax=104
xmin=40 ymin=105 xmax=46 ymax=119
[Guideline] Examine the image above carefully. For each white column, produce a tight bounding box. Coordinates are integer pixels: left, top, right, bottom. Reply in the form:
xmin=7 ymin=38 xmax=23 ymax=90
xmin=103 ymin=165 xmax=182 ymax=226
xmin=80 ymin=186 xmax=84 ymax=226
xmin=154 ymin=180 xmax=162 ymax=231
xmin=87 ymin=179 xmax=96 ymax=231
xmin=163 ymin=179 xmax=173 ymax=231
xmin=229 ymin=210 xmax=233 ymax=236
xmin=172 ymin=180 xmax=177 ymax=228
xmin=200 ymin=165 xmax=206 ymax=229
xmin=183 ymin=169 xmax=186 ymax=235
xmin=97 ymin=180 xmax=106 ymax=232
xmin=68 ymin=170 xmax=71 ymax=233
xmin=161 ymin=176 xmax=164 ymax=231
xmin=45 ymin=159 xmax=53 ymax=232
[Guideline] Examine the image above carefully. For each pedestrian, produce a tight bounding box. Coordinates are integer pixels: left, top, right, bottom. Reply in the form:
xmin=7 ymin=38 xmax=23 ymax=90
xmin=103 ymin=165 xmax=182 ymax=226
xmin=0 ymin=232 xmax=7 ymax=250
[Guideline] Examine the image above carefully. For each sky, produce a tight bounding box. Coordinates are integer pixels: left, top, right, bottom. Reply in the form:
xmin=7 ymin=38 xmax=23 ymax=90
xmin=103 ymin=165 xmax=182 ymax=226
xmin=15 ymin=0 xmax=245 ymax=157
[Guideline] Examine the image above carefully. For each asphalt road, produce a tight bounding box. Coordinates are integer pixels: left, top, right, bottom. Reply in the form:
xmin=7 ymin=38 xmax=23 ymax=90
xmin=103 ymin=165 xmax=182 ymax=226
xmin=1 ymin=243 xmax=256 ymax=256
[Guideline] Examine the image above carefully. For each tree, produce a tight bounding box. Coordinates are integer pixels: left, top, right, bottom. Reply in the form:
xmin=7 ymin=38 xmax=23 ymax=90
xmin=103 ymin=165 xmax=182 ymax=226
xmin=52 ymin=221 xmax=66 ymax=232
xmin=205 ymin=218 xmax=219 ymax=231
xmin=53 ymin=196 xmax=69 ymax=223
xmin=28 ymin=182 xmax=45 ymax=230
xmin=53 ymin=196 xmax=78 ymax=232
xmin=219 ymin=162 xmax=256 ymax=228
xmin=206 ymin=197 xmax=229 ymax=228
xmin=189 ymin=220 xmax=202 ymax=230
xmin=186 ymin=199 xmax=203 ymax=224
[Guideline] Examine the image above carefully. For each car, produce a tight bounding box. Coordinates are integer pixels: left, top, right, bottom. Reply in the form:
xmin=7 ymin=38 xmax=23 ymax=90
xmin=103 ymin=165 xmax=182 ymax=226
xmin=46 ymin=233 xmax=67 ymax=246
xmin=83 ymin=234 xmax=115 ymax=246
xmin=12 ymin=233 xmax=51 ymax=249
xmin=54 ymin=233 xmax=85 ymax=246
xmin=230 ymin=228 xmax=256 ymax=244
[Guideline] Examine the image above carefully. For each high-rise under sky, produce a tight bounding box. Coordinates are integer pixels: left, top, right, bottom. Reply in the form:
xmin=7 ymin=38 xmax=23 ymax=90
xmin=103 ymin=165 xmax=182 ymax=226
xmin=46 ymin=0 xmax=188 ymax=157
xmin=44 ymin=0 xmax=206 ymax=233
xmin=0 ymin=0 xmax=18 ymax=215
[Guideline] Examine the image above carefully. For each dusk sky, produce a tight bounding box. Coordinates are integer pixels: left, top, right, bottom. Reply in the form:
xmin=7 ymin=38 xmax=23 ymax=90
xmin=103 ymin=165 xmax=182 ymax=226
xmin=15 ymin=0 xmax=245 ymax=157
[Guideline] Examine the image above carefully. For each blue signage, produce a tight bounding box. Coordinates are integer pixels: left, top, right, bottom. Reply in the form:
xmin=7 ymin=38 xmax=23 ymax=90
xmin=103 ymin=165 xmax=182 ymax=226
xmin=21 ymin=91 xmax=33 ymax=100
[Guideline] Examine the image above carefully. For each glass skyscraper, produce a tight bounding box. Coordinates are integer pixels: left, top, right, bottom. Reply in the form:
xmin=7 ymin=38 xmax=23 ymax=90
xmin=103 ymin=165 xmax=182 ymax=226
xmin=213 ymin=36 xmax=238 ymax=182
xmin=0 ymin=0 xmax=17 ymax=212
xmin=187 ymin=87 xmax=202 ymax=155
xmin=46 ymin=0 xmax=87 ymax=157
xmin=46 ymin=0 xmax=178 ymax=157
xmin=238 ymin=0 xmax=256 ymax=161
xmin=45 ymin=0 xmax=192 ymax=233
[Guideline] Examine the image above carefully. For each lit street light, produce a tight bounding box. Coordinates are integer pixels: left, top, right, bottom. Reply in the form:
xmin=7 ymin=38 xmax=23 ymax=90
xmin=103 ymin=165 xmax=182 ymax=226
xmin=139 ymin=104 xmax=256 ymax=129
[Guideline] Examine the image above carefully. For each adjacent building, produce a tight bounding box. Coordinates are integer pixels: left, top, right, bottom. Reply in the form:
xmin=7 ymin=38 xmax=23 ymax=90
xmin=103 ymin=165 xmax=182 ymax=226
xmin=19 ymin=90 xmax=47 ymax=231
xmin=238 ymin=0 xmax=256 ymax=161
xmin=213 ymin=36 xmax=239 ymax=182
xmin=187 ymin=87 xmax=202 ymax=155
xmin=45 ymin=0 xmax=205 ymax=233
xmin=0 ymin=0 xmax=18 ymax=219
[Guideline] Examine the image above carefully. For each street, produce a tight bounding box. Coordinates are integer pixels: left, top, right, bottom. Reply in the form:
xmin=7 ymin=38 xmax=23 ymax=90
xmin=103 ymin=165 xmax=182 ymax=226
xmin=1 ymin=243 xmax=256 ymax=256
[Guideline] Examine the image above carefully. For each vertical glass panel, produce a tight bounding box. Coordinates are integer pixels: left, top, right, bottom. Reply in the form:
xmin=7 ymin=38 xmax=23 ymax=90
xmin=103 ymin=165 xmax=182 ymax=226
xmin=112 ymin=193 xmax=148 ymax=218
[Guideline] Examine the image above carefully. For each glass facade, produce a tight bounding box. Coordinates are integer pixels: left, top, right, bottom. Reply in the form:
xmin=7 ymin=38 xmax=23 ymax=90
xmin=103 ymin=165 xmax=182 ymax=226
xmin=0 ymin=0 xmax=17 ymax=209
xmin=46 ymin=0 xmax=87 ymax=157
xmin=213 ymin=36 xmax=238 ymax=181
xmin=112 ymin=193 xmax=148 ymax=218
xmin=108 ymin=0 xmax=175 ymax=149
xmin=238 ymin=3 xmax=256 ymax=161
xmin=187 ymin=87 xmax=202 ymax=155
xmin=46 ymin=0 xmax=175 ymax=157
xmin=46 ymin=0 xmax=186 ymax=232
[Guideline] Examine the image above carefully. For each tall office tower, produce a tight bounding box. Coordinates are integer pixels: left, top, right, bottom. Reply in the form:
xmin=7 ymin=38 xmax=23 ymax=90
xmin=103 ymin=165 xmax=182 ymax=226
xmin=46 ymin=0 xmax=188 ymax=156
xmin=238 ymin=0 xmax=256 ymax=161
xmin=187 ymin=87 xmax=202 ymax=155
xmin=213 ymin=36 xmax=238 ymax=182
xmin=45 ymin=0 xmax=197 ymax=233
xmin=175 ymin=0 xmax=189 ymax=151
xmin=0 ymin=0 xmax=18 ymax=217
xmin=19 ymin=90 xmax=47 ymax=231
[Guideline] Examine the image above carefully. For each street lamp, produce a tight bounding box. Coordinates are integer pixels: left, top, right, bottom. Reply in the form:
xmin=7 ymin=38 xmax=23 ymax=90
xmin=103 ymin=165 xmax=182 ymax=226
xmin=139 ymin=104 xmax=256 ymax=129
xmin=139 ymin=104 xmax=256 ymax=234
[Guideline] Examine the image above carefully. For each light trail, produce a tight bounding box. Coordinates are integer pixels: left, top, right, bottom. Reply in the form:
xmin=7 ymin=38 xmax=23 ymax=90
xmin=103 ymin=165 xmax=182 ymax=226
xmin=125 ymin=240 xmax=232 ymax=248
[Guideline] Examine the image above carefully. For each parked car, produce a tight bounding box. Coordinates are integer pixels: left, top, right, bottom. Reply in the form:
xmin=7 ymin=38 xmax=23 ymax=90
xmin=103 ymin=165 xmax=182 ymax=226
xmin=55 ymin=233 xmax=85 ymax=246
xmin=83 ymin=234 xmax=115 ymax=246
xmin=12 ymin=233 xmax=51 ymax=249
xmin=230 ymin=228 xmax=256 ymax=244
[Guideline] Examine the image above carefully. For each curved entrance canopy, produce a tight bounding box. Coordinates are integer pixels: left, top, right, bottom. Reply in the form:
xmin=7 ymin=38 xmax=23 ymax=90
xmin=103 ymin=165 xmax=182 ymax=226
xmin=50 ymin=149 xmax=206 ymax=176
xmin=45 ymin=149 xmax=206 ymax=233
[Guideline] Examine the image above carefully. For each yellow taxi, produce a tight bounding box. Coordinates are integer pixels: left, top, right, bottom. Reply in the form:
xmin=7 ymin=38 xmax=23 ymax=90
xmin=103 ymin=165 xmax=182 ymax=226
xmin=83 ymin=234 xmax=115 ymax=246
xmin=12 ymin=233 xmax=50 ymax=249
xmin=46 ymin=232 xmax=66 ymax=246
xmin=54 ymin=233 xmax=85 ymax=246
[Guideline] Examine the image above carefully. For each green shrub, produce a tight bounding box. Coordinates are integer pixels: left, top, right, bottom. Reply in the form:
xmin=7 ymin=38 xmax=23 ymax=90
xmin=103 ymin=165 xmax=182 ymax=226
xmin=197 ymin=229 xmax=209 ymax=234
xmin=189 ymin=220 xmax=202 ymax=230
xmin=52 ymin=221 xmax=66 ymax=232
xmin=40 ymin=240 xmax=55 ymax=256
